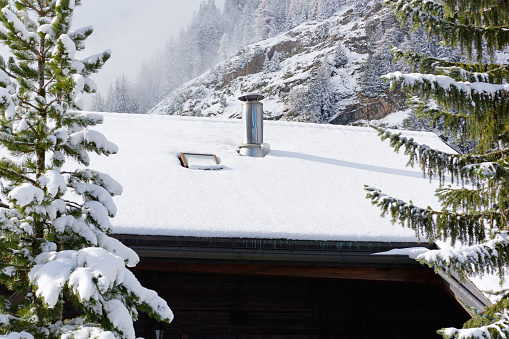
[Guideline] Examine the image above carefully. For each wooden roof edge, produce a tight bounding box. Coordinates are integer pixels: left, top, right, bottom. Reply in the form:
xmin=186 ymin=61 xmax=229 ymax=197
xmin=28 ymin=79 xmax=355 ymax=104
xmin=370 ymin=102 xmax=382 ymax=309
xmin=437 ymin=269 xmax=492 ymax=313
xmin=112 ymin=234 xmax=436 ymax=255
xmin=126 ymin=246 xmax=423 ymax=266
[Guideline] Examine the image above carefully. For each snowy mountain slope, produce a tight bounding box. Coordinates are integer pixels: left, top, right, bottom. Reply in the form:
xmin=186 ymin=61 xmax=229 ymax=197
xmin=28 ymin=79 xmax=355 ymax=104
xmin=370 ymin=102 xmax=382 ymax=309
xmin=149 ymin=0 xmax=408 ymax=123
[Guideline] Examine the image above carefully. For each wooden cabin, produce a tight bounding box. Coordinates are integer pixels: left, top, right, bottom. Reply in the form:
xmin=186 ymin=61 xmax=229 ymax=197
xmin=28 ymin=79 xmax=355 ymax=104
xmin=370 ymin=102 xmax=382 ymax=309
xmin=90 ymin=113 xmax=489 ymax=338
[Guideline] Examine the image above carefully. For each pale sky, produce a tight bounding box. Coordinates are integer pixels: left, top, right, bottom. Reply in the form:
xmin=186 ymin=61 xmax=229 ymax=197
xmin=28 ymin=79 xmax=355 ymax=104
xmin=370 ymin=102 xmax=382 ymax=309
xmin=73 ymin=0 xmax=225 ymax=93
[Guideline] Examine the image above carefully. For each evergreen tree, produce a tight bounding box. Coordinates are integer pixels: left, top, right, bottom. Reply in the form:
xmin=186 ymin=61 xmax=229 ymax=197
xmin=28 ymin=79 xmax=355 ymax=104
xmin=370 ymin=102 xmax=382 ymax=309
xmin=122 ymin=0 xmax=346 ymax=105
xmin=334 ymin=43 xmax=348 ymax=68
xmin=308 ymin=0 xmax=344 ymax=20
xmin=223 ymin=0 xmax=245 ymax=53
xmin=136 ymin=60 xmax=164 ymax=114
xmin=262 ymin=53 xmax=271 ymax=73
xmin=255 ymin=0 xmax=277 ymax=40
xmin=360 ymin=52 xmax=390 ymax=97
xmin=105 ymin=84 xmax=116 ymax=113
xmin=361 ymin=21 xmax=405 ymax=98
xmin=269 ymin=50 xmax=281 ymax=72
xmin=365 ymin=0 xmax=509 ymax=337
xmin=106 ymin=75 xmax=137 ymax=114
xmin=308 ymin=57 xmax=335 ymax=123
xmin=117 ymin=75 xmax=132 ymax=113
xmin=288 ymin=0 xmax=310 ymax=27
xmin=188 ymin=0 xmax=223 ymax=78
xmin=286 ymin=85 xmax=310 ymax=120
xmin=217 ymin=32 xmax=229 ymax=60
xmin=273 ymin=0 xmax=292 ymax=33
xmin=161 ymin=38 xmax=183 ymax=93
xmin=239 ymin=0 xmax=262 ymax=47
xmin=91 ymin=92 xmax=105 ymax=112
xmin=0 ymin=1 xmax=172 ymax=338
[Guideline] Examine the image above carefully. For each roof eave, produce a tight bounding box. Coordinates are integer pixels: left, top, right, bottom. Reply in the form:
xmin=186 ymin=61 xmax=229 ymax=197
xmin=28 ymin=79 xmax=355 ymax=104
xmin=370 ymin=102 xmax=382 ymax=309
xmin=114 ymin=234 xmax=490 ymax=312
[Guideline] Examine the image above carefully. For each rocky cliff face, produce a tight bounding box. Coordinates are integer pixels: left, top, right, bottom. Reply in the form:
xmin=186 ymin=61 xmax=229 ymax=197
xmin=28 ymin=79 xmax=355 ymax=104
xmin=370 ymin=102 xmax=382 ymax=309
xmin=150 ymin=1 xmax=409 ymax=125
xmin=330 ymin=91 xmax=408 ymax=124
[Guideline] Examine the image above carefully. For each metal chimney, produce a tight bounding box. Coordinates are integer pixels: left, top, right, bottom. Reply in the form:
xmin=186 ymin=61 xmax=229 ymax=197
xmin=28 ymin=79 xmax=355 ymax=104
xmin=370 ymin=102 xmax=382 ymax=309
xmin=238 ymin=93 xmax=266 ymax=157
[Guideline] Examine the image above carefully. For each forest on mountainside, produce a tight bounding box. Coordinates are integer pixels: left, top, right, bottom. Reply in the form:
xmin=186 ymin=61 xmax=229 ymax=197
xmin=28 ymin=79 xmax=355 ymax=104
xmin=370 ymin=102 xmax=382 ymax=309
xmin=92 ymin=0 xmax=348 ymax=114
xmin=92 ymin=0 xmax=479 ymax=130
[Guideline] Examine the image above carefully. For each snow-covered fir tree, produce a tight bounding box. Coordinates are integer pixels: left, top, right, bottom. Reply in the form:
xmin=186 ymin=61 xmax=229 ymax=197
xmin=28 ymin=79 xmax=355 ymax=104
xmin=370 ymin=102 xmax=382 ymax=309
xmin=360 ymin=52 xmax=390 ymax=97
xmin=365 ymin=0 xmax=509 ymax=337
xmin=288 ymin=0 xmax=309 ymax=27
xmin=104 ymin=85 xmax=116 ymax=114
xmin=334 ymin=43 xmax=348 ymax=68
xmin=286 ymin=85 xmax=310 ymax=120
xmin=148 ymin=0 xmax=473 ymax=122
xmin=354 ymin=0 xmax=367 ymax=17
xmin=262 ymin=53 xmax=271 ymax=73
xmin=308 ymin=0 xmax=344 ymax=20
xmin=136 ymin=61 xmax=163 ymax=114
xmin=222 ymin=0 xmax=249 ymax=53
xmin=91 ymin=92 xmax=105 ymax=112
xmin=308 ymin=57 xmax=335 ymax=123
xmin=0 ymin=1 xmax=172 ymax=338
xmin=97 ymin=0 xmax=227 ymax=113
xmin=160 ymin=37 xmax=183 ymax=96
xmin=361 ymin=18 xmax=406 ymax=98
xmin=105 ymin=75 xmax=137 ymax=113
xmin=269 ymin=51 xmax=281 ymax=72
xmin=254 ymin=0 xmax=277 ymax=40
xmin=189 ymin=0 xmax=223 ymax=78
xmin=217 ymin=32 xmax=229 ymax=60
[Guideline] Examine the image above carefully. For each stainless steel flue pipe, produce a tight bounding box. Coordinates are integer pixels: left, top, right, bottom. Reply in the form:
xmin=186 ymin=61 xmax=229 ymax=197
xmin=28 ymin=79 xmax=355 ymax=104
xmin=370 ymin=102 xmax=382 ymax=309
xmin=239 ymin=93 xmax=265 ymax=157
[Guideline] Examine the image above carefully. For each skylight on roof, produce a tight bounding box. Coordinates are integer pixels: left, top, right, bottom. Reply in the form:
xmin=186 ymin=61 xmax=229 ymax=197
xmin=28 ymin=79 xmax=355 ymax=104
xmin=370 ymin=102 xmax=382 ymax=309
xmin=180 ymin=153 xmax=223 ymax=170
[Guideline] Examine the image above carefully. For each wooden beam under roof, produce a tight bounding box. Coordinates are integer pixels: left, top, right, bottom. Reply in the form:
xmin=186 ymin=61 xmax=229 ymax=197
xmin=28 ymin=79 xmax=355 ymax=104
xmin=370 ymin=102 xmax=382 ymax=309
xmin=134 ymin=261 xmax=439 ymax=283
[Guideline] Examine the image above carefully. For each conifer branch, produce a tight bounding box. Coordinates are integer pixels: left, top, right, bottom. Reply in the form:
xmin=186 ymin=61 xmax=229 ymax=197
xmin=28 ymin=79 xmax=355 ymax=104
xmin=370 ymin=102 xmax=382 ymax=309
xmin=0 ymin=65 xmax=17 ymax=79
xmin=374 ymin=127 xmax=509 ymax=188
xmin=440 ymin=311 xmax=509 ymax=339
xmin=18 ymin=98 xmax=41 ymax=112
xmin=64 ymin=200 xmax=82 ymax=209
xmin=386 ymin=0 xmax=509 ymax=61
xmin=14 ymin=112 xmax=39 ymax=138
xmin=42 ymin=73 xmax=57 ymax=91
xmin=0 ymin=164 xmax=37 ymax=186
xmin=437 ymin=186 xmax=496 ymax=212
xmin=390 ymin=49 xmax=508 ymax=78
xmin=365 ymin=186 xmax=509 ymax=246
xmin=416 ymin=231 xmax=509 ymax=278
xmin=373 ymin=127 xmax=463 ymax=183
xmin=0 ymin=263 xmax=27 ymax=270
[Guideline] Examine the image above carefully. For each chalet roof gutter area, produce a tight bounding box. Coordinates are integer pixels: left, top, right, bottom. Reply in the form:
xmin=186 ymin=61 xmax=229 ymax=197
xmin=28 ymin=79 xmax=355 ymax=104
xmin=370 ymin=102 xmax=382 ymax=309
xmin=88 ymin=112 xmax=455 ymax=242
xmin=113 ymin=234 xmax=434 ymax=264
xmin=114 ymin=234 xmax=490 ymax=312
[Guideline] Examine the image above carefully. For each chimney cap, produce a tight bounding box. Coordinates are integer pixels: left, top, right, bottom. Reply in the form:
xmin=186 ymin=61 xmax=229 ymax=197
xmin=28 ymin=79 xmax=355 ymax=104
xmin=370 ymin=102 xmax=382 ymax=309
xmin=238 ymin=93 xmax=264 ymax=102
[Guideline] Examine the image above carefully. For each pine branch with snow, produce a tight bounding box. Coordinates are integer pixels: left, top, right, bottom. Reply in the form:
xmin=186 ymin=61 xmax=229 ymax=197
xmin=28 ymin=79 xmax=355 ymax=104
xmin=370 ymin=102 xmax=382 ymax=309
xmin=0 ymin=1 xmax=172 ymax=338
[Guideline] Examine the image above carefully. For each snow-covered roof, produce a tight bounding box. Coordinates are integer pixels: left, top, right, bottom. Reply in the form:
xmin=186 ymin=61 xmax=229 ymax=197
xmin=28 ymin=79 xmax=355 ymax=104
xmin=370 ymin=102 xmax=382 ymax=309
xmin=88 ymin=113 xmax=454 ymax=243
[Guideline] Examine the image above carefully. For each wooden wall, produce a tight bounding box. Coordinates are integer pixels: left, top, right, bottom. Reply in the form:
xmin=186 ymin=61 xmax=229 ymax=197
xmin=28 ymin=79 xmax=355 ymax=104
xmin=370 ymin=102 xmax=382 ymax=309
xmin=132 ymin=266 xmax=470 ymax=339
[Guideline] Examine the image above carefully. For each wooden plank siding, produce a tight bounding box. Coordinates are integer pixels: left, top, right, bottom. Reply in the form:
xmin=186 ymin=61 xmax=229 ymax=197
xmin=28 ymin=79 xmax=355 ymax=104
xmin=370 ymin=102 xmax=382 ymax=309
xmin=132 ymin=269 xmax=470 ymax=339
